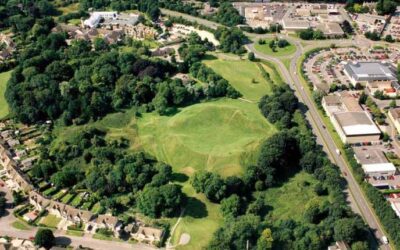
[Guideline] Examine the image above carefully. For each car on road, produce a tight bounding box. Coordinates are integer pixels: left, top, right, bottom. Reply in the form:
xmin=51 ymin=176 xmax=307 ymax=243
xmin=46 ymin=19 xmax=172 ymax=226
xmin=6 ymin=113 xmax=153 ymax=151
xmin=382 ymin=236 xmax=389 ymax=245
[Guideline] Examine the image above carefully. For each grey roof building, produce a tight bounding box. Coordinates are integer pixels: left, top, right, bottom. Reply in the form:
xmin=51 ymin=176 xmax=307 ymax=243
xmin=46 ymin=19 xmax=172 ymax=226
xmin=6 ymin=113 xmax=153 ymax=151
xmin=343 ymin=62 xmax=397 ymax=84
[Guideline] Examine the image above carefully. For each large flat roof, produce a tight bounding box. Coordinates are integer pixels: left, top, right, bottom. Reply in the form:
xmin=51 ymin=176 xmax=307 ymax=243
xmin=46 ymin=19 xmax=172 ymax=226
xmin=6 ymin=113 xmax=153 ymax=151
xmin=362 ymin=163 xmax=396 ymax=173
xmin=353 ymin=146 xmax=388 ymax=165
xmin=344 ymin=62 xmax=396 ymax=82
xmin=333 ymin=111 xmax=381 ymax=136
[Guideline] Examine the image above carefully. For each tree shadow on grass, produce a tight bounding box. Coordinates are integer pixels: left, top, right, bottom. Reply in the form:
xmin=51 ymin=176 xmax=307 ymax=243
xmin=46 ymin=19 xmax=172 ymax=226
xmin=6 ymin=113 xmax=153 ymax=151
xmin=184 ymin=197 xmax=208 ymax=219
xmin=172 ymin=173 xmax=189 ymax=183
xmin=203 ymin=54 xmax=218 ymax=61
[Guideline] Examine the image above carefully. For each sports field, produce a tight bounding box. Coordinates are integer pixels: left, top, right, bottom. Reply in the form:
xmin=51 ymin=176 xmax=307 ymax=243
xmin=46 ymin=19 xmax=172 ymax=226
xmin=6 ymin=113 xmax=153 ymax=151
xmin=136 ymin=98 xmax=276 ymax=176
xmin=254 ymin=39 xmax=296 ymax=57
xmin=0 ymin=70 xmax=11 ymax=119
xmin=204 ymin=58 xmax=274 ymax=102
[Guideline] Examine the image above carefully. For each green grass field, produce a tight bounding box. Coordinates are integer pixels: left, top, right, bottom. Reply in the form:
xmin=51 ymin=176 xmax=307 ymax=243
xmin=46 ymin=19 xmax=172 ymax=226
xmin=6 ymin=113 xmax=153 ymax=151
xmin=203 ymin=58 xmax=273 ymax=102
xmin=263 ymin=171 xmax=329 ymax=222
xmin=136 ymin=98 xmax=276 ymax=176
xmin=171 ymin=184 xmax=222 ymax=250
xmin=40 ymin=214 xmax=61 ymax=228
xmin=67 ymin=230 xmax=84 ymax=237
xmin=254 ymin=39 xmax=296 ymax=57
xmin=57 ymin=3 xmax=79 ymax=15
xmin=12 ymin=219 xmax=32 ymax=230
xmin=0 ymin=71 xmax=11 ymax=119
xmin=50 ymin=55 xmax=280 ymax=250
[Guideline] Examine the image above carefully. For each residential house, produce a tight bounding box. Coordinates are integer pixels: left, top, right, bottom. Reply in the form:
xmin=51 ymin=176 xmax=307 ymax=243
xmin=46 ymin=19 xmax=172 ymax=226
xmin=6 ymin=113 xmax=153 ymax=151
xmin=48 ymin=200 xmax=65 ymax=217
xmin=20 ymin=157 xmax=36 ymax=170
xmin=328 ymin=241 xmax=350 ymax=250
xmin=23 ymin=210 xmax=39 ymax=223
xmin=96 ymin=214 xmax=120 ymax=229
xmin=132 ymin=226 xmax=164 ymax=245
xmin=63 ymin=205 xmax=95 ymax=225
xmin=29 ymin=191 xmax=50 ymax=211
xmin=7 ymin=138 xmax=20 ymax=148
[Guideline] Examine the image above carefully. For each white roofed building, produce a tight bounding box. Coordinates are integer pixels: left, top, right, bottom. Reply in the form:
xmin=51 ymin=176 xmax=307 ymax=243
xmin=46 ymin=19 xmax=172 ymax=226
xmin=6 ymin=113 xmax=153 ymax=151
xmin=362 ymin=163 xmax=396 ymax=177
xmin=343 ymin=61 xmax=397 ymax=86
xmin=322 ymin=92 xmax=381 ymax=144
xmin=83 ymin=12 xmax=118 ymax=28
xmin=332 ymin=111 xmax=381 ymax=144
xmin=354 ymin=146 xmax=397 ymax=179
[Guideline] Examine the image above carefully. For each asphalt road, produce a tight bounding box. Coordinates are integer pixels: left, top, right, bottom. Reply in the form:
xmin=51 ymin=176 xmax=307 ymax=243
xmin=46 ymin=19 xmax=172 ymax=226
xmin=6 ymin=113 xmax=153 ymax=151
xmin=245 ymin=41 xmax=390 ymax=250
xmin=162 ymin=9 xmax=393 ymax=249
xmin=0 ymin=186 xmax=153 ymax=250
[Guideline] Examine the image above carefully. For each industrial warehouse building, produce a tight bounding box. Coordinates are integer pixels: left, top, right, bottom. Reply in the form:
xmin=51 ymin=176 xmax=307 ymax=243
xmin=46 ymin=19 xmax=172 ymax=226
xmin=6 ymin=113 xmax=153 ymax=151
xmin=353 ymin=146 xmax=397 ymax=178
xmin=332 ymin=111 xmax=381 ymax=144
xmin=322 ymin=92 xmax=381 ymax=144
xmin=343 ymin=61 xmax=397 ymax=86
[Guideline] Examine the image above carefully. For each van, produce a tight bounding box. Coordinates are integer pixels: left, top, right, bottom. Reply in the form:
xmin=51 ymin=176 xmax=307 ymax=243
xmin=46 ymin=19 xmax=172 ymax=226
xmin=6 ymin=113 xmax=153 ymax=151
xmin=382 ymin=236 xmax=389 ymax=245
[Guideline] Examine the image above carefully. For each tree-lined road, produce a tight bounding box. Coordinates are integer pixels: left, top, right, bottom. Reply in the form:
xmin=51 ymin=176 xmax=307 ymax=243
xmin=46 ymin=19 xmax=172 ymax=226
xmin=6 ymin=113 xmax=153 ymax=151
xmin=161 ymin=9 xmax=392 ymax=248
xmin=246 ymin=38 xmax=390 ymax=250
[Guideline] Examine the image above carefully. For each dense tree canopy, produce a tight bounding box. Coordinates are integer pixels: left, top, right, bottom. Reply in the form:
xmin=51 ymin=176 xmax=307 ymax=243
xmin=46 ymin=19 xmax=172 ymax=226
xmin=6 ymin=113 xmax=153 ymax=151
xmin=136 ymin=184 xmax=186 ymax=218
xmin=0 ymin=0 xmax=58 ymax=32
xmin=213 ymin=2 xmax=245 ymax=27
xmin=33 ymin=128 xmax=186 ymax=215
xmin=34 ymin=229 xmax=55 ymax=249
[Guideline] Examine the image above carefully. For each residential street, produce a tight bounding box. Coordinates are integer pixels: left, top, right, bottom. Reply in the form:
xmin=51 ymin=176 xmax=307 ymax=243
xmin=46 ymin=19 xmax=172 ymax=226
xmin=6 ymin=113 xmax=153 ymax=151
xmin=0 ymin=187 xmax=154 ymax=250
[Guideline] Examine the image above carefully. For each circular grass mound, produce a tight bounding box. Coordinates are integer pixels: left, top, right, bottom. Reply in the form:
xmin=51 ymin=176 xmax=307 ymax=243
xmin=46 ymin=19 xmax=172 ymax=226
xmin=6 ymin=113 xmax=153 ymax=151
xmin=137 ymin=99 xmax=276 ymax=175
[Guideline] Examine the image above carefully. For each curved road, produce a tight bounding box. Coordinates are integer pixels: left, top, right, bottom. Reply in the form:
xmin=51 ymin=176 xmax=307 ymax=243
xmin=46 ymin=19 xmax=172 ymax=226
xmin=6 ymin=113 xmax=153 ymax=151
xmin=162 ymin=8 xmax=393 ymax=249
xmin=246 ymin=39 xmax=390 ymax=250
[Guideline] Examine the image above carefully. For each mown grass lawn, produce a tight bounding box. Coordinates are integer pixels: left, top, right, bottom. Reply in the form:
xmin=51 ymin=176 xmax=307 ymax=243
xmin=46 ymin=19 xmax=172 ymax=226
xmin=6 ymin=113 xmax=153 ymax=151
xmin=203 ymin=57 xmax=273 ymax=102
xmin=40 ymin=214 xmax=61 ymax=228
xmin=171 ymin=183 xmax=222 ymax=250
xmin=93 ymin=233 xmax=123 ymax=242
xmin=11 ymin=220 xmax=32 ymax=230
xmin=67 ymin=230 xmax=84 ymax=237
xmin=254 ymin=39 xmax=296 ymax=57
xmin=61 ymin=193 xmax=75 ymax=204
xmin=0 ymin=70 xmax=11 ymax=119
xmin=136 ymin=98 xmax=276 ymax=176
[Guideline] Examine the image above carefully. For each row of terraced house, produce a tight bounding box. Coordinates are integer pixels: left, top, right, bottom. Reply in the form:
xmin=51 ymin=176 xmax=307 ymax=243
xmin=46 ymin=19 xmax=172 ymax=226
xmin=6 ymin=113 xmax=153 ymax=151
xmin=0 ymin=135 xmax=164 ymax=246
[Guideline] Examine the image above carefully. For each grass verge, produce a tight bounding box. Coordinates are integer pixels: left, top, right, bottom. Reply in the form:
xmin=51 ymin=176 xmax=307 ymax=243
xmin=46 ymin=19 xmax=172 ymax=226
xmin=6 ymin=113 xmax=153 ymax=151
xmin=0 ymin=70 xmax=11 ymax=119
xmin=11 ymin=219 xmax=32 ymax=230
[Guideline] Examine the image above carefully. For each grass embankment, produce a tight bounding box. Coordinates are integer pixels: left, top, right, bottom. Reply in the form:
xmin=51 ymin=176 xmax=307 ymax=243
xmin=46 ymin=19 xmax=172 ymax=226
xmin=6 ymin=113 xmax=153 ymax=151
xmin=254 ymin=39 xmax=296 ymax=57
xmin=0 ymin=70 xmax=11 ymax=119
xmin=203 ymin=56 xmax=280 ymax=102
xmin=51 ymin=54 xmax=281 ymax=249
xmin=137 ymin=99 xmax=276 ymax=176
